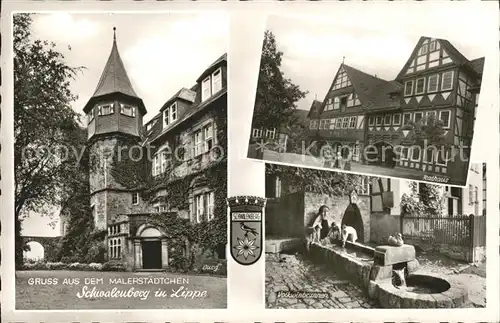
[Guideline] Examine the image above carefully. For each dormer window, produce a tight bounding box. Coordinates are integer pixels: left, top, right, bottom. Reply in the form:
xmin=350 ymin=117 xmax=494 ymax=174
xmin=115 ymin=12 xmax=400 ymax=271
xmin=202 ymin=68 xmax=223 ymax=102
xmin=120 ymin=104 xmax=136 ymax=117
xmin=98 ymin=103 xmax=114 ymax=116
xmin=163 ymin=103 xmax=178 ymax=128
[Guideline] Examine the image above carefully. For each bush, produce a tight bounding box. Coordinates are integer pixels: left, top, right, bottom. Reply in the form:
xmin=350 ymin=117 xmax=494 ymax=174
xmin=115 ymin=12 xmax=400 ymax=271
xmin=101 ymin=260 xmax=126 ymax=272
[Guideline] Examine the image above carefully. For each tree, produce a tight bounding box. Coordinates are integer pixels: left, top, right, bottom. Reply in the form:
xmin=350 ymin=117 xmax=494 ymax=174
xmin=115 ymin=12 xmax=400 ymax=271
xmin=266 ymin=163 xmax=370 ymax=197
xmin=14 ymin=13 xmax=85 ymax=267
xmin=252 ymin=30 xmax=308 ymax=131
xmin=403 ymin=114 xmax=447 ymax=147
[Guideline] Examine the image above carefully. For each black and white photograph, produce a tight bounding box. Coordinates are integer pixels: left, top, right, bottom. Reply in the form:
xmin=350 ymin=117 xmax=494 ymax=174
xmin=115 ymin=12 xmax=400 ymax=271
xmin=264 ymin=162 xmax=487 ymax=309
xmin=13 ymin=12 xmax=228 ymax=309
xmin=247 ymin=14 xmax=488 ymax=187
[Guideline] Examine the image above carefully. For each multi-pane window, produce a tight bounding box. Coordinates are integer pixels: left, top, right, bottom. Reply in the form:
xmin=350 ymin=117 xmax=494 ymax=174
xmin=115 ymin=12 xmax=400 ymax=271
xmin=384 ymin=115 xmax=392 ymax=125
xmin=212 ymin=68 xmax=222 ymax=94
xmin=375 ymin=116 xmax=383 ymax=126
xmin=193 ymin=123 xmax=215 ymax=157
xmin=206 ymin=192 xmax=215 ymax=221
xmin=436 ymin=149 xmax=449 ymax=166
xmin=120 ymin=104 xmax=136 ymax=117
xmin=163 ymin=103 xmax=177 ymax=128
xmin=415 ymin=78 xmax=425 ymax=94
xmin=342 ymin=117 xmax=349 ymax=129
xmin=335 ymin=118 xmax=342 ymax=128
xmin=265 ymin=128 xmax=276 ymax=139
xmin=441 ymin=71 xmax=454 ymax=91
xmin=368 ymin=117 xmax=375 ymax=126
xmin=155 ymin=203 xmax=168 ymax=213
xmin=439 ymin=110 xmax=451 ymax=128
xmin=98 ymin=103 xmax=114 ymax=116
xmin=88 ymin=108 xmax=95 ymax=123
xmin=333 ymin=70 xmax=351 ymax=90
xmin=132 ymin=192 xmax=139 ymax=205
xmin=393 ymin=114 xmax=401 ymax=125
xmin=404 ymin=81 xmax=413 ymax=96
xmin=411 ymin=146 xmax=421 ymax=161
xmin=425 ymin=111 xmax=437 ymax=124
xmin=349 ymin=116 xmax=357 ymax=128
xmin=403 ymin=113 xmax=412 ymax=125
xmin=252 ymin=128 xmax=263 ymax=138
xmin=309 ymin=120 xmax=318 ymax=129
xmin=401 ymin=147 xmax=409 ymax=160
xmin=152 ymin=149 xmax=169 ymax=177
xmin=202 ymin=68 xmax=223 ymax=101
xmin=419 ymin=43 xmax=428 ymax=55
xmin=427 ymin=74 xmax=439 ymax=92
xmin=414 ymin=112 xmax=423 ymax=124
xmin=325 ymin=98 xmax=333 ymax=110
xmin=109 ymin=238 xmax=122 ymax=259
xmin=194 ymin=191 xmax=215 ymax=222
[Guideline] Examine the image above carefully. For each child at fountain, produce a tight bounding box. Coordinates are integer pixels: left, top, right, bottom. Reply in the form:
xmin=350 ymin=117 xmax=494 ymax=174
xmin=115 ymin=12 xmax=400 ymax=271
xmin=312 ymin=205 xmax=331 ymax=244
xmin=341 ymin=224 xmax=358 ymax=248
xmin=327 ymin=222 xmax=341 ymax=243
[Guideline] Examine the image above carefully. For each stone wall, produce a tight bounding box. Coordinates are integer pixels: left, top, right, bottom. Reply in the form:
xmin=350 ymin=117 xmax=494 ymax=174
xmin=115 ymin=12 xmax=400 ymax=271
xmin=304 ymin=192 xmax=370 ymax=243
xmin=265 ymin=192 xmax=305 ymax=238
xmin=370 ymin=212 xmax=401 ymax=244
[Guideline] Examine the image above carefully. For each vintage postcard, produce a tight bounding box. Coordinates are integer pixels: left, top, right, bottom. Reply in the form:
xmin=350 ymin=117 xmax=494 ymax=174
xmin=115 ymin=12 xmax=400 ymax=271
xmin=264 ymin=162 xmax=487 ymax=309
xmin=11 ymin=11 xmax=228 ymax=309
xmin=246 ymin=14 xmax=489 ymax=187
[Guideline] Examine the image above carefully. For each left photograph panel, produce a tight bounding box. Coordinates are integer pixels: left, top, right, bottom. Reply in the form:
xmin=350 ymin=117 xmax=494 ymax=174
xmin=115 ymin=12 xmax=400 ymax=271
xmin=14 ymin=12 xmax=228 ymax=309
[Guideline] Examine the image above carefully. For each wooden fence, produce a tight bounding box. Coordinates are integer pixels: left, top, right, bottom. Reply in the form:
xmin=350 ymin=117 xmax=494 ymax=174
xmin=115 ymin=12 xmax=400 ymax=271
xmin=401 ymin=214 xmax=486 ymax=262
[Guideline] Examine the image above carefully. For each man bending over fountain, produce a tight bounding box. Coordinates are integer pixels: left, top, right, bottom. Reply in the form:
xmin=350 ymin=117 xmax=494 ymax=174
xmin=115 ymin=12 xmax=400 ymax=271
xmin=341 ymin=224 xmax=358 ymax=248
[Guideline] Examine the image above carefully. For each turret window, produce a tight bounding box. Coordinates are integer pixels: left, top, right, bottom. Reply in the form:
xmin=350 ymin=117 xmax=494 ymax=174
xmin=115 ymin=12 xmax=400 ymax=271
xmin=120 ymin=104 xmax=136 ymax=117
xmin=87 ymin=108 xmax=95 ymax=124
xmin=163 ymin=103 xmax=178 ymax=128
xmin=98 ymin=103 xmax=114 ymax=116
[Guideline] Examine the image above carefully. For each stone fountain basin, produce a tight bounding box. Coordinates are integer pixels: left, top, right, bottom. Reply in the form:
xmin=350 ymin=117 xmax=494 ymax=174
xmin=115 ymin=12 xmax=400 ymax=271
xmin=373 ymin=273 xmax=469 ymax=308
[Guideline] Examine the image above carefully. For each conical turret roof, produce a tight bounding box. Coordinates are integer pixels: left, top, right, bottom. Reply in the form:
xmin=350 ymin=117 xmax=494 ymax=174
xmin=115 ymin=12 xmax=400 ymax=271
xmin=93 ymin=27 xmax=138 ymax=98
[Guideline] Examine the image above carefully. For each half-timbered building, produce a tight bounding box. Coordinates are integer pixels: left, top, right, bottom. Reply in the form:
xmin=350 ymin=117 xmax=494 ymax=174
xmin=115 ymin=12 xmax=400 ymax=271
xmin=308 ymin=36 xmax=483 ymax=184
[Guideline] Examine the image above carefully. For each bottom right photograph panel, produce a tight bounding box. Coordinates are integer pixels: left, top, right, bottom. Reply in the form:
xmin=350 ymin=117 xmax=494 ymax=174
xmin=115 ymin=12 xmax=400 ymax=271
xmin=264 ymin=162 xmax=486 ymax=309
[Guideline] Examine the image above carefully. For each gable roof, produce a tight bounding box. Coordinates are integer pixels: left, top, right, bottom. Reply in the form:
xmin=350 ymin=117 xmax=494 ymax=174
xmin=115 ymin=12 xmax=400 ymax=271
xmin=342 ymin=64 xmax=401 ymax=110
xmin=307 ymin=100 xmax=323 ymax=119
xmin=470 ymin=57 xmax=485 ymax=75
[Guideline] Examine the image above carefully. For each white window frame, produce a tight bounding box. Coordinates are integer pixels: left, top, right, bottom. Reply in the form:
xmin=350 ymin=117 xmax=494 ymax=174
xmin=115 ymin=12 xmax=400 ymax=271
xmin=98 ymin=103 xmax=114 ymax=116
xmin=419 ymin=43 xmax=428 ymax=55
xmin=120 ymin=104 xmax=136 ymax=117
xmin=329 ymin=118 xmax=336 ymax=130
xmin=335 ymin=118 xmax=342 ymax=128
xmin=88 ymin=108 xmax=95 ymax=124
xmin=441 ymin=71 xmax=454 ymax=91
xmin=403 ymin=113 xmax=412 ymax=125
xmin=439 ymin=110 xmax=451 ymax=129
xmin=252 ymin=128 xmax=262 ymax=138
xmin=393 ymin=114 xmax=401 ymax=126
xmin=206 ymin=191 xmax=215 ymax=221
xmin=415 ymin=78 xmax=426 ymax=95
xmin=429 ymin=40 xmax=436 ymax=52
xmin=427 ymin=74 xmax=439 ymax=93
xmin=414 ymin=112 xmax=423 ymax=123
xmin=404 ymin=80 xmax=414 ymax=97
xmin=410 ymin=146 xmax=421 ymax=162
xmin=384 ymin=114 xmax=392 ymax=126
xmin=349 ymin=116 xmax=357 ymax=129
xmin=194 ymin=129 xmax=203 ymax=156
xmin=195 ymin=194 xmax=204 ymax=223
xmin=266 ymin=128 xmax=276 ymax=139
xmin=368 ymin=116 xmax=375 ymax=126
xmin=202 ymin=76 xmax=211 ymax=102
xmin=211 ymin=68 xmax=222 ymax=95
xmin=375 ymin=116 xmax=383 ymax=126
xmin=342 ymin=117 xmax=349 ymax=129
xmin=132 ymin=192 xmax=139 ymax=205
xmin=400 ymin=147 xmax=409 ymax=160
xmin=204 ymin=123 xmax=214 ymax=152
xmin=326 ymin=98 xmax=333 ymax=110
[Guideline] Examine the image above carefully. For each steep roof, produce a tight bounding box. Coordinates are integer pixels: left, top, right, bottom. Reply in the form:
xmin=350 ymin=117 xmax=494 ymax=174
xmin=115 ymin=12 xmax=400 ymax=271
xmin=197 ymin=53 xmax=227 ymax=82
xmin=342 ymin=64 xmax=401 ymax=110
xmin=470 ymin=57 xmax=485 ymax=75
xmin=307 ymin=100 xmax=322 ymax=119
xmin=93 ymin=28 xmax=138 ymax=98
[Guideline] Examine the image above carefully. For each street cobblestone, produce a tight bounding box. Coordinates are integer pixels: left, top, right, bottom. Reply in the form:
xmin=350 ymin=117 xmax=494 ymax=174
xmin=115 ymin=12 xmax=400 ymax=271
xmin=265 ymin=253 xmax=376 ymax=309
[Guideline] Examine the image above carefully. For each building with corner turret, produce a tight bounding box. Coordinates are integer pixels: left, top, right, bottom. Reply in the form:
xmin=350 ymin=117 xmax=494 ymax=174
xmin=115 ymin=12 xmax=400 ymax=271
xmin=82 ymin=28 xmax=227 ymax=271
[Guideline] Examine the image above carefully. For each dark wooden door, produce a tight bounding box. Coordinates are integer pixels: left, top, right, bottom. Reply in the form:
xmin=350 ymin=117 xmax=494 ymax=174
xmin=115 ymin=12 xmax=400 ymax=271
xmin=142 ymin=241 xmax=162 ymax=269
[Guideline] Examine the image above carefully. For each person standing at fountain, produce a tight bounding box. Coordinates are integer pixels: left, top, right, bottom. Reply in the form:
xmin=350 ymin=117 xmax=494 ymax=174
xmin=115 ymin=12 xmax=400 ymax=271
xmin=312 ymin=205 xmax=331 ymax=243
xmin=341 ymin=224 xmax=358 ymax=247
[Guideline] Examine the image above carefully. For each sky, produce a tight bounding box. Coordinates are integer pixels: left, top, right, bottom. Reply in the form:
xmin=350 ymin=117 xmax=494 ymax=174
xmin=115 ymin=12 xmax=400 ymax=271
xmin=21 ymin=12 xmax=228 ymax=237
xmin=265 ymin=14 xmax=489 ymax=112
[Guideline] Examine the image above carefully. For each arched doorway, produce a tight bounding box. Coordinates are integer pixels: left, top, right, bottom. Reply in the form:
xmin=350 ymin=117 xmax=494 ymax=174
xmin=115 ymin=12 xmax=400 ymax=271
xmin=24 ymin=241 xmax=44 ymax=261
xmin=138 ymin=226 xmax=163 ymax=270
xmin=341 ymin=204 xmax=364 ymax=243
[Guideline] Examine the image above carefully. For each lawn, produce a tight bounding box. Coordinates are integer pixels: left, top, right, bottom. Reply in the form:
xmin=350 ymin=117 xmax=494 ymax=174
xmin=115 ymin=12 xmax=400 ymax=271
xmin=16 ymin=270 xmax=227 ymax=309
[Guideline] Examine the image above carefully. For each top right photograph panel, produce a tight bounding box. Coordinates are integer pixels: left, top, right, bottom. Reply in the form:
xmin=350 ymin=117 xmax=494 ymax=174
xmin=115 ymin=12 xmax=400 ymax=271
xmin=247 ymin=14 xmax=487 ymax=187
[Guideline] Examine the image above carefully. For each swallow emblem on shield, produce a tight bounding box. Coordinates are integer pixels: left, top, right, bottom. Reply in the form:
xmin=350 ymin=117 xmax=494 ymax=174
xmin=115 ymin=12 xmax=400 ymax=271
xmin=227 ymin=196 xmax=266 ymax=265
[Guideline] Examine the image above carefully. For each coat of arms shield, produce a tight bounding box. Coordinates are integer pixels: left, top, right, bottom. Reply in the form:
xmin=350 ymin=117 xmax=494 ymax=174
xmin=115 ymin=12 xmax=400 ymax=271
xmin=227 ymin=196 xmax=266 ymax=265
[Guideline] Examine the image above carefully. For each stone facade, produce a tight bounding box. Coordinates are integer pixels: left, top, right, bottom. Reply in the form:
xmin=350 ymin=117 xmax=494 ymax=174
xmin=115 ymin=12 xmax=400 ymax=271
xmin=82 ymin=30 xmax=227 ymax=271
